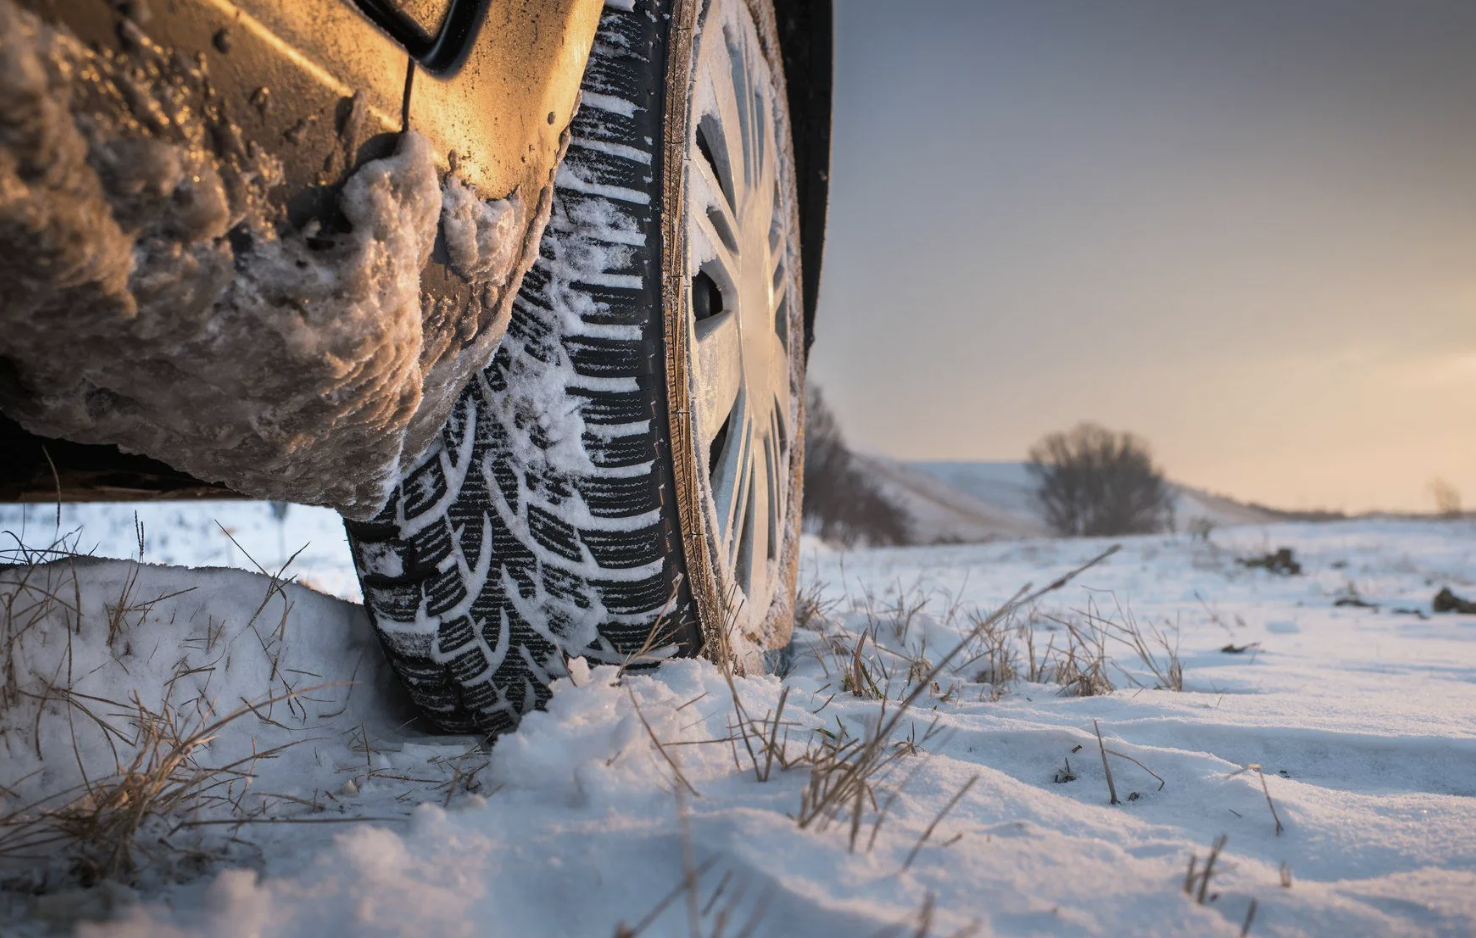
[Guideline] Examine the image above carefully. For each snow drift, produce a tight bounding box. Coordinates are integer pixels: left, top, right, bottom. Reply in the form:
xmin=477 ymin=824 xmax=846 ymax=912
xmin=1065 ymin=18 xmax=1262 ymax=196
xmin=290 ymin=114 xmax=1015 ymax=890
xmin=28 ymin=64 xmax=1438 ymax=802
xmin=3 ymin=507 xmax=1475 ymax=936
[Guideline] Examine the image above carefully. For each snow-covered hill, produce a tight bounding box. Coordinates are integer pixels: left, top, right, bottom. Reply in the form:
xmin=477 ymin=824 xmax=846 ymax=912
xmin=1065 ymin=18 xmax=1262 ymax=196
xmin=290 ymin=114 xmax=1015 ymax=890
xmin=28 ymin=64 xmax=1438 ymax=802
xmin=849 ymin=454 xmax=1048 ymax=543
xmin=861 ymin=459 xmax=1283 ymax=544
xmin=3 ymin=504 xmax=1476 ymax=937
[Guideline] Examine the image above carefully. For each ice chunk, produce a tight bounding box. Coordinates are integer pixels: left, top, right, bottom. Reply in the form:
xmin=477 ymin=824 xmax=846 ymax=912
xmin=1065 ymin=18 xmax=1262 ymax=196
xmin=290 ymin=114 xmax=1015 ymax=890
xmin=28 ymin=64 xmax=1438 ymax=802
xmin=441 ymin=176 xmax=522 ymax=285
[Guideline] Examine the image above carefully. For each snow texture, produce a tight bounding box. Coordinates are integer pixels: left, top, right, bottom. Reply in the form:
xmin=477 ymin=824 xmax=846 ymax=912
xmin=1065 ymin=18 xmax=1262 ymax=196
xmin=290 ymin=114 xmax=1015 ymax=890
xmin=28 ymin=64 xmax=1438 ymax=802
xmin=0 ymin=1 xmax=539 ymax=519
xmin=441 ymin=177 xmax=523 ymax=284
xmin=3 ymin=505 xmax=1475 ymax=936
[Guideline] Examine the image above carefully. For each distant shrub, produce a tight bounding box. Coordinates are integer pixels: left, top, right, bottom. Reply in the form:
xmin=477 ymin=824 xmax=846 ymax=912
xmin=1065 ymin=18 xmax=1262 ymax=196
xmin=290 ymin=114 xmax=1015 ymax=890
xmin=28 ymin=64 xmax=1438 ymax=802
xmin=1429 ymin=478 xmax=1462 ymax=519
xmin=1239 ymin=547 xmax=1302 ymax=576
xmin=1186 ymin=517 xmax=1216 ymax=542
xmin=802 ymin=387 xmax=911 ymax=547
xmin=1026 ymin=423 xmax=1173 ymax=537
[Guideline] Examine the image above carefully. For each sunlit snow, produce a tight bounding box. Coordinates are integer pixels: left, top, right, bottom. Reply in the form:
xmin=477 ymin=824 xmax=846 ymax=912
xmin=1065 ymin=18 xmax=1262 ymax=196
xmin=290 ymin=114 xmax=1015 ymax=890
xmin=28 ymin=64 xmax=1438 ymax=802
xmin=1 ymin=502 xmax=1473 ymax=936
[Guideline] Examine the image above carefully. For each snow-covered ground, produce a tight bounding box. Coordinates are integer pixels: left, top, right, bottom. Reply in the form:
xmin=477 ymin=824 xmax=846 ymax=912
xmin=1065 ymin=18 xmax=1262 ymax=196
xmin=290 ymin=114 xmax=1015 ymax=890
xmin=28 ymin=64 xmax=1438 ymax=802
xmin=3 ymin=505 xmax=1475 ymax=937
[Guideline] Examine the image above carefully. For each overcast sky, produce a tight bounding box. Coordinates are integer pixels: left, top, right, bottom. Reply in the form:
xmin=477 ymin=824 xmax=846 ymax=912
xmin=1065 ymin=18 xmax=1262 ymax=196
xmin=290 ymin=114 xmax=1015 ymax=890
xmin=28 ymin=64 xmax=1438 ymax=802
xmin=805 ymin=0 xmax=1476 ymax=513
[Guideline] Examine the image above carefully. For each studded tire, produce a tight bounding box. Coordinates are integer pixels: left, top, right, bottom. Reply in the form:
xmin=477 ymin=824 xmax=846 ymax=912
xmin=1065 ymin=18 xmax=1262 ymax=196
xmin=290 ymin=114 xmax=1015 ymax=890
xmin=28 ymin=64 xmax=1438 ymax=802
xmin=346 ymin=0 xmax=806 ymax=736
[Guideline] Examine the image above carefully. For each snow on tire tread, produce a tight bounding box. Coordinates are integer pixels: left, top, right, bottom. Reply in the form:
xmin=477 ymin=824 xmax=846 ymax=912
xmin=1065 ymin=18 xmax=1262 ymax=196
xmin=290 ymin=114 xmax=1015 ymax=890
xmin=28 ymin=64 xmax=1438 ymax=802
xmin=346 ymin=1 xmax=695 ymax=735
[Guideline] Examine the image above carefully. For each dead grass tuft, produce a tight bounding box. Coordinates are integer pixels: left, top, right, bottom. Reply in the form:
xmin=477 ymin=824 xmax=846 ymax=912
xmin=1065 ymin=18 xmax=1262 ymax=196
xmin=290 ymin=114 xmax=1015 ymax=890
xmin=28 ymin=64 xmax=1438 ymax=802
xmin=749 ymin=549 xmax=1118 ymax=841
xmin=1092 ymin=595 xmax=1183 ymax=692
xmin=612 ymin=790 xmax=769 ymax=938
xmin=0 ymin=521 xmax=368 ymax=890
xmin=1044 ymin=615 xmax=1117 ymax=698
xmin=0 ymin=682 xmax=320 ymax=884
xmin=1183 ymin=833 xmax=1228 ymax=904
xmin=792 ymin=572 xmax=841 ymax=634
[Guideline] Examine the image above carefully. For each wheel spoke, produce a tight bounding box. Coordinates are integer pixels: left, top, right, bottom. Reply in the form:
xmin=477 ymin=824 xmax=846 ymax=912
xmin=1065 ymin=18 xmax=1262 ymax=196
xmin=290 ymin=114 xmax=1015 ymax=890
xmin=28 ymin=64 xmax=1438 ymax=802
xmin=694 ymin=311 xmax=742 ymax=446
xmin=751 ymin=93 xmax=772 ymax=211
xmin=690 ymin=121 xmax=739 ymax=217
xmin=726 ymin=35 xmax=754 ymax=193
xmin=732 ymin=462 xmax=754 ymax=587
xmin=701 ymin=54 xmax=746 ymax=205
xmin=694 ymin=113 xmax=738 ymax=217
xmin=746 ymin=437 xmax=771 ymax=600
xmin=709 ymin=388 xmax=743 ymax=538
xmin=773 ymin=403 xmax=790 ymax=506
xmin=770 ymin=251 xmax=786 ymax=308
xmin=722 ymin=413 xmax=755 ymax=564
xmin=690 ymin=187 xmax=741 ymax=284
xmin=764 ymin=179 xmax=781 ymax=250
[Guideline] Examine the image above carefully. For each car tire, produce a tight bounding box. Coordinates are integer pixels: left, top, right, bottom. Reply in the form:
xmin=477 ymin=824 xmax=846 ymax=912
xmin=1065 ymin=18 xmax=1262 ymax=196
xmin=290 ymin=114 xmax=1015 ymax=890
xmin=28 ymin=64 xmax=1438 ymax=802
xmin=345 ymin=0 xmax=807 ymax=735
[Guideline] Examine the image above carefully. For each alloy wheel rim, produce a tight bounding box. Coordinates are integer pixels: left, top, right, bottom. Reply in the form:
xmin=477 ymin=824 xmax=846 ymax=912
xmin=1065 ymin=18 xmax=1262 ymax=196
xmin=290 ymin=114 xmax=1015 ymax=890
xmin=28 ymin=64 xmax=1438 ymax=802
xmin=685 ymin=0 xmax=797 ymax=632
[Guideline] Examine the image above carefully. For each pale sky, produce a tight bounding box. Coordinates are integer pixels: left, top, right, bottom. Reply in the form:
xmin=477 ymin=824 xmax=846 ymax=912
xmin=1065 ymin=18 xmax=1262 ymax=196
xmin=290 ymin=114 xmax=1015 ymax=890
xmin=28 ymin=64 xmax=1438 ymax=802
xmin=806 ymin=0 xmax=1476 ymax=513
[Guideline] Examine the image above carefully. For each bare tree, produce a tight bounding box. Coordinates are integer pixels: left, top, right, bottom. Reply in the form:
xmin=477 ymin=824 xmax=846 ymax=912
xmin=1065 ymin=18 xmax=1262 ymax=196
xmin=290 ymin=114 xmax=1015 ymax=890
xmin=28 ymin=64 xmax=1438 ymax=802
xmin=802 ymin=387 xmax=911 ymax=546
xmin=1429 ymin=478 xmax=1462 ymax=519
xmin=1027 ymin=423 xmax=1173 ymax=537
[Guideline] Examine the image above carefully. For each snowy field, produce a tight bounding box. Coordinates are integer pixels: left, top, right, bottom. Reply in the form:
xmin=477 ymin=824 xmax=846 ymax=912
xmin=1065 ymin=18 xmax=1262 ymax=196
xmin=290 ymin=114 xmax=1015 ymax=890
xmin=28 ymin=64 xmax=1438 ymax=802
xmin=2 ymin=503 xmax=1475 ymax=937
xmin=0 ymin=502 xmax=361 ymax=600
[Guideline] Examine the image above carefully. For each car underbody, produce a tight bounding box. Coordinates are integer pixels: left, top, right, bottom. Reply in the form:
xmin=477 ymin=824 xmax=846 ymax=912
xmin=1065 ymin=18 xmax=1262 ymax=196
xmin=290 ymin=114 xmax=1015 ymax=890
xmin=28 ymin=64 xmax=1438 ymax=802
xmin=0 ymin=0 xmax=829 ymax=519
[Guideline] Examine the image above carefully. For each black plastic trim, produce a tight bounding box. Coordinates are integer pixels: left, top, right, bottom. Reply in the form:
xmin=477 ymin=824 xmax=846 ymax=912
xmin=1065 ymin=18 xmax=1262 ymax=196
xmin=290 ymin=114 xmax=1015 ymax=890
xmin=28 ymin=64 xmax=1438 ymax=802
xmin=352 ymin=0 xmax=487 ymax=74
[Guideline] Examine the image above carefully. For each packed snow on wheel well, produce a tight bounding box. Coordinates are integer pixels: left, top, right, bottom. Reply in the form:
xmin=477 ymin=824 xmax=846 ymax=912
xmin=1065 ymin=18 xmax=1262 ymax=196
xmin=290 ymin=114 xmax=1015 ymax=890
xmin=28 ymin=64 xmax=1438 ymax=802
xmin=0 ymin=0 xmax=545 ymax=520
xmin=1 ymin=501 xmax=1475 ymax=937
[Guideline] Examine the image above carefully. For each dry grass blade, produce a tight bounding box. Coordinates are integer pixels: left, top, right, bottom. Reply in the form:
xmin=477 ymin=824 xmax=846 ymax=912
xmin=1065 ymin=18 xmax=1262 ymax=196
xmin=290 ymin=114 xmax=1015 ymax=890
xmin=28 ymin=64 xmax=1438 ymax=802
xmin=908 ymin=892 xmax=934 ymax=938
xmin=613 ymin=788 xmax=771 ymax=938
xmin=760 ymin=686 xmax=790 ymax=783
xmin=837 ymin=625 xmax=886 ymax=700
xmin=1225 ymin=763 xmax=1285 ymax=836
xmin=1241 ymin=898 xmax=1259 ymax=936
xmin=174 ymin=815 xmax=404 ymax=828
xmin=798 ymin=547 xmax=1120 ymax=831
xmin=678 ymin=789 xmax=701 ymax=938
xmin=793 ymin=573 xmax=841 ymax=633
xmin=1088 ymin=593 xmax=1183 ymax=692
xmin=1104 ymin=747 xmax=1166 ymax=791
xmin=866 ymin=752 xmax=936 ymax=853
xmin=960 ymin=605 xmax=1017 ymax=690
xmin=1256 ymin=765 xmax=1284 ymax=835
xmin=901 ymin=775 xmax=977 ymax=871
xmin=0 ymin=681 xmax=334 ymax=882
xmin=1185 ymin=834 xmax=1229 ymax=905
xmin=612 ymin=857 xmax=720 ymax=938
xmin=878 ymin=549 xmax=1119 ymax=739
xmin=1048 ymin=616 xmax=1115 ymax=697
xmin=435 ymin=741 xmax=492 ymax=808
xmin=865 ymin=891 xmax=981 ymax=938
xmin=1093 ymin=719 xmax=1119 ymax=806
xmin=629 ymin=688 xmax=700 ymax=797
xmin=617 ymin=582 xmax=686 ymax=682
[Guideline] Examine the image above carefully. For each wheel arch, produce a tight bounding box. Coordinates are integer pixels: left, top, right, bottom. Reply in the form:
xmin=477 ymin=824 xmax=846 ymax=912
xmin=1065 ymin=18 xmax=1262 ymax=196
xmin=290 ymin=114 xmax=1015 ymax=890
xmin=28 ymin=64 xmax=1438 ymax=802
xmin=771 ymin=0 xmax=831 ymax=358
